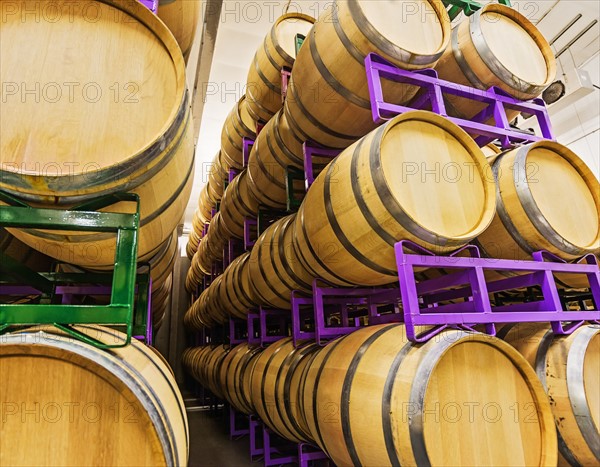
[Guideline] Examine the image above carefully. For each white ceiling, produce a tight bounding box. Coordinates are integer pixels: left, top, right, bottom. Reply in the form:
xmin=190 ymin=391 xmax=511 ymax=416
xmin=183 ymin=0 xmax=600 ymax=228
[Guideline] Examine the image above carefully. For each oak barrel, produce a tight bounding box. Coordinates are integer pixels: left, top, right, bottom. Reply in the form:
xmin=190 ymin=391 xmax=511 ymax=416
xmin=195 ymin=212 xmax=228 ymax=275
xmin=198 ymin=184 xmax=216 ymax=224
xmin=205 ymin=151 xmax=228 ymax=209
xmin=219 ymin=170 xmax=259 ymax=238
xmin=499 ymin=323 xmax=600 ymax=466
xmin=215 ymin=252 xmax=254 ymax=321
xmin=284 ymin=0 xmax=451 ymax=149
xmin=293 ymin=111 xmax=496 ymax=286
xmin=218 ymin=343 xmax=263 ymax=416
xmin=203 ymin=345 xmax=230 ymax=399
xmin=248 ymin=214 xmax=313 ymax=309
xmin=151 ymin=273 xmax=172 ymax=330
xmin=247 ymin=110 xmax=304 ymax=209
xmin=187 ymin=275 xmax=228 ymax=328
xmin=1 ymin=0 xmax=194 ymax=269
xmin=302 ymin=324 xmax=557 ymax=466
xmin=435 ymin=3 xmax=555 ymax=120
xmin=245 ymin=13 xmax=315 ymax=123
xmin=0 ymin=325 xmax=189 ymax=467
xmin=157 ymin=0 xmax=200 ymax=61
xmin=221 ymin=96 xmax=257 ymax=170
xmin=183 ymin=345 xmax=230 ymax=399
xmin=185 ymin=250 xmax=204 ymax=294
xmin=250 ymin=338 xmax=320 ymax=443
xmin=476 ymin=141 xmax=600 ymax=265
xmin=186 ymin=209 xmax=205 ymax=259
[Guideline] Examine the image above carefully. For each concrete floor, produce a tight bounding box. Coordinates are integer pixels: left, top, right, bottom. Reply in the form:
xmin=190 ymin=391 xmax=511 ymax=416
xmin=187 ymin=408 xmax=254 ymax=467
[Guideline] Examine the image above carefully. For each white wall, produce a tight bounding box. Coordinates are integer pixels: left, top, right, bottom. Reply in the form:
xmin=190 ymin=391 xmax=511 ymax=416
xmin=552 ymin=53 xmax=600 ymax=178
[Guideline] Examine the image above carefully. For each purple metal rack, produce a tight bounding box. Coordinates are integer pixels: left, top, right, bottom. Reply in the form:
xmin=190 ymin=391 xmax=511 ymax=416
xmin=228 ymin=168 xmax=240 ymax=184
xmin=365 ymin=53 xmax=555 ymax=148
xmin=138 ymin=0 xmax=158 ymax=13
xmin=247 ymin=307 xmax=289 ymax=347
xmin=262 ymin=428 xmax=327 ymax=467
xmin=228 ymin=318 xmax=246 ymax=345
xmin=243 ymin=413 xmax=327 ymax=466
xmin=243 ymin=217 xmax=257 ymax=250
xmin=223 ymin=238 xmax=243 ymax=269
xmin=292 ymin=279 xmax=376 ymax=345
xmin=249 ymin=415 xmax=265 ymax=461
xmin=302 ymin=143 xmax=341 ymax=189
xmin=242 ymin=137 xmax=254 ymax=168
xmin=229 ymin=405 xmax=250 ymax=439
xmin=291 ymin=241 xmax=599 ymax=345
xmin=394 ymin=241 xmax=599 ymax=341
xmin=281 ymin=68 xmax=292 ymax=103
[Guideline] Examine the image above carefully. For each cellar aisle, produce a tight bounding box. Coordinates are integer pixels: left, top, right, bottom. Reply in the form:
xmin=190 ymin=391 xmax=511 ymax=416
xmin=187 ymin=409 xmax=254 ymax=467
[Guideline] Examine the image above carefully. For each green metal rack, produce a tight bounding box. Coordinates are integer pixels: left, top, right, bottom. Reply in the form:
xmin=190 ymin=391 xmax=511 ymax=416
xmin=443 ymin=0 xmax=512 ymax=20
xmin=0 ymin=191 xmax=147 ymax=349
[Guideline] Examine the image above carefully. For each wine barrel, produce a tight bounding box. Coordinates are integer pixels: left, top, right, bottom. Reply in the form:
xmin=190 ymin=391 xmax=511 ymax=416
xmin=250 ymin=338 xmax=319 ymax=443
xmin=1 ymin=0 xmax=193 ymax=269
xmin=219 ymin=343 xmax=263 ymax=415
xmin=482 ymin=143 xmax=502 ymax=158
xmin=146 ymin=230 xmax=178 ymax=291
xmin=203 ymin=345 xmax=230 ymax=399
xmin=215 ymin=252 xmax=254 ymax=320
xmin=183 ymin=345 xmax=228 ymax=398
xmin=182 ymin=346 xmax=209 ymax=384
xmin=220 ymin=170 xmax=259 ymax=238
xmin=192 ymin=207 xmax=206 ymax=233
xmin=476 ymin=141 xmax=600 ymax=266
xmin=1 ymin=325 xmax=188 ymax=466
xmin=186 ymin=227 xmax=202 ymax=260
xmin=195 ymin=212 xmax=228 ymax=274
xmin=245 ymin=13 xmax=315 ymax=123
xmin=284 ymin=0 xmax=451 ymax=149
xmin=273 ymin=341 xmax=320 ymax=443
xmin=499 ymin=323 xmax=600 ymax=466
xmin=302 ymin=324 xmax=557 ymax=466
xmin=221 ymin=97 xmax=257 ymax=170
xmin=185 ymin=249 xmax=205 ymax=294
xmin=151 ymin=273 xmax=172 ymax=330
xmin=435 ymin=3 xmax=555 ymax=120
xmin=247 ymin=110 xmax=303 ymax=209
xmin=144 ymin=230 xmax=177 ymax=327
xmin=293 ymin=111 xmax=496 ymax=287
xmin=198 ymin=184 xmax=216 ymax=224
xmin=190 ymin=275 xmax=228 ymax=327
xmin=183 ymin=298 xmax=204 ymax=330
xmin=249 ymin=215 xmax=313 ymax=309
xmin=206 ymin=151 xmax=228 ymax=203
xmin=184 ymin=345 xmax=229 ymax=398
xmin=299 ymin=335 xmax=341 ymax=452
xmin=157 ymin=0 xmax=200 ymax=61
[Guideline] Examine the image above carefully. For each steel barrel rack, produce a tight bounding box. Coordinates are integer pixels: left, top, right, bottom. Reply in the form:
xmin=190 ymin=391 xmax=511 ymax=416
xmin=185 ymin=13 xmax=600 ymax=464
xmin=0 ymin=191 xmax=152 ymax=347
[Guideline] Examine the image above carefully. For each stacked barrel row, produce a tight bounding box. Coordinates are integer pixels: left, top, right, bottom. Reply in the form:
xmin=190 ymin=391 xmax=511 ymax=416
xmin=0 ymin=0 xmax=199 ymax=329
xmin=186 ymin=132 xmax=599 ymax=330
xmin=186 ymin=0 xmax=599 ymax=298
xmin=185 ymin=12 xmax=316 ymax=271
xmin=184 ymin=323 xmax=600 ymax=466
xmin=183 ymin=2 xmax=600 ymax=466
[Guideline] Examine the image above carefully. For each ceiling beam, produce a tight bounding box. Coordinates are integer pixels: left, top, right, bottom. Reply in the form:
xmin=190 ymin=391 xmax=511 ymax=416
xmin=191 ymin=0 xmax=223 ymax=144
